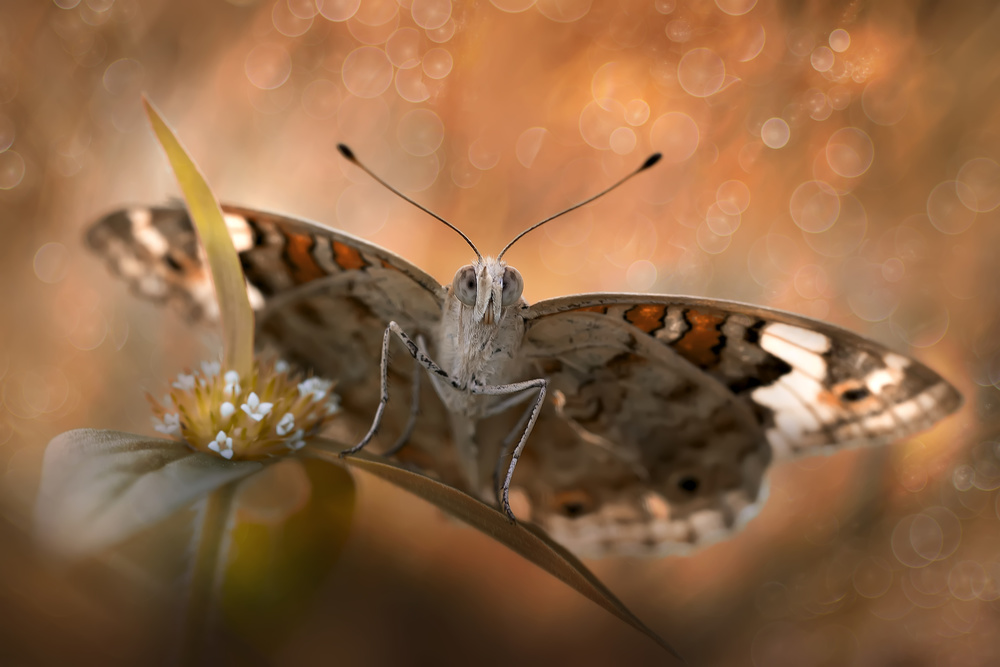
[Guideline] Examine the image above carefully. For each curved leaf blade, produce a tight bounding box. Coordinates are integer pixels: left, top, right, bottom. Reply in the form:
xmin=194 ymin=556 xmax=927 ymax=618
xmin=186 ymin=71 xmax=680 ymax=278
xmin=308 ymin=443 xmax=681 ymax=660
xmin=142 ymin=97 xmax=254 ymax=377
xmin=220 ymin=457 xmax=356 ymax=652
xmin=34 ymin=429 xmax=262 ymax=559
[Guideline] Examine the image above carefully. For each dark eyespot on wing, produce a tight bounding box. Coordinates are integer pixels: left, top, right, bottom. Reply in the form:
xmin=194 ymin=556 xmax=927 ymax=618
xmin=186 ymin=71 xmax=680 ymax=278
xmin=678 ymin=476 xmax=700 ymax=493
xmin=842 ymin=386 xmax=871 ymax=401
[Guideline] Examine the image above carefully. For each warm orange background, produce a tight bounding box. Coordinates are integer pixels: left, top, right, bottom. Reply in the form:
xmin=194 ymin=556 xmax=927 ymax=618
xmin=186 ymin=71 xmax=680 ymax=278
xmin=1 ymin=0 xmax=998 ymax=665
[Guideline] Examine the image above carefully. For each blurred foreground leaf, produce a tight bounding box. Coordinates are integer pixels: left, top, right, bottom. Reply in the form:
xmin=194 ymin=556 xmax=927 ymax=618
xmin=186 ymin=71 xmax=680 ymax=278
xmin=34 ymin=429 xmax=262 ymax=559
xmin=308 ymin=442 xmax=681 ymax=660
xmin=142 ymin=97 xmax=255 ymax=378
xmin=220 ymin=457 xmax=356 ymax=651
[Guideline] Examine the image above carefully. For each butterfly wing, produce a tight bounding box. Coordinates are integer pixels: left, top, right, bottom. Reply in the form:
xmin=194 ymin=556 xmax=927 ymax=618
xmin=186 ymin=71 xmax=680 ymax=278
xmin=86 ymin=205 xmax=460 ymax=474
xmin=509 ymin=294 xmax=962 ymax=557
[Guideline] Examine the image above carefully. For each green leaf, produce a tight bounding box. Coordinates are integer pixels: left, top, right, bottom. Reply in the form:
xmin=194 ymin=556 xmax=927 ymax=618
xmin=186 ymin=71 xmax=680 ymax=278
xmin=220 ymin=457 xmax=356 ymax=652
xmin=34 ymin=429 xmax=262 ymax=559
xmin=142 ymin=97 xmax=255 ymax=378
xmin=308 ymin=443 xmax=681 ymax=660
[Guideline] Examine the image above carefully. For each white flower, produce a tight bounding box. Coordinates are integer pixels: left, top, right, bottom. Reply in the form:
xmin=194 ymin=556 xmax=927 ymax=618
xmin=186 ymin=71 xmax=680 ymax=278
xmin=223 ymin=370 xmax=241 ymax=397
xmin=200 ymin=360 xmax=221 ymax=377
xmin=276 ymin=412 xmax=295 ymax=436
xmin=325 ymin=394 xmax=341 ymax=416
xmin=298 ymin=377 xmax=333 ymax=402
xmin=220 ymin=402 xmax=235 ymax=419
xmin=285 ymin=429 xmax=305 ymax=451
xmin=172 ymin=373 xmax=195 ymax=390
xmin=153 ymin=412 xmax=181 ymax=435
xmin=208 ymin=430 xmax=234 ymax=460
xmin=241 ymin=392 xmax=273 ymax=421
xmin=275 ymin=360 xmax=290 ymax=373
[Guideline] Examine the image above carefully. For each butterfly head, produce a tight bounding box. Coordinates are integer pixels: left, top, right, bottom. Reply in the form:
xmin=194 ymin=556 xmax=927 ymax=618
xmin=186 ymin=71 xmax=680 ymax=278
xmin=451 ymin=257 xmax=523 ymax=326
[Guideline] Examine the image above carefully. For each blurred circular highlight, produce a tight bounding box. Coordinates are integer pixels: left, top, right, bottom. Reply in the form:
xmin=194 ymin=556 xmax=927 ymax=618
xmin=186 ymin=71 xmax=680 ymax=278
xmin=715 ymin=0 xmax=756 ymax=15
xmin=810 ymin=46 xmax=834 ymax=72
xmin=761 ymin=118 xmax=789 ymax=148
xmin=245 ymin=44 xmax=292 ymax=90
xmin=34 ymin=243 xmax=70 ymax=284
xmin=927 ymin=181 xmax=977 ymax=234
xmin=301 ymin=79 xmax=342 ymax=119
xmin=609 ymin=127 xmax=637 ymax=155
xmin=469 ymin=137 xmax=501 ymax=170
xmin=490 ymin=0 xmax=536 ymax=11
xmin=649 ymin=112 xmax=699 ymax=163
xmin=422 ymin=48 xmax=453 ymax=79
xmin=0 ymin=150 xmax=25 ymax=189
xmin=956 ymin=157 xmax=1000 ymax=212
xmin=386 ymin=28 xmax=421 ymax=68
xmin=716 ymin=179 xmax=750 ymax=214
xmin=536 ymin=0 xmax=591 ymax=22
xmin=624 ymin=99 xmax=650 ymax=126
xmin=397 ymin=109 xmax=444 ymax=156
xmin=677 ymin=48 xmax=725 ymax=98
xmin=829 ymin=29 xmax=850 ymax=52
xmin=626 ymin=260 xmax=657 ymax=290
xmin=0 ymin=114 xmax=13 ymax=152
xmin=342 ymin=46 xmax=393 ymax=98
xmin=516 ymin=127 xmax=547 ymax=168
xmin=411 ymin=0 xmax=451 ymax=30
xmin=790 ymin=180 xmax=839 ymax=232
xmin=801 ymin=193 xmax=867 ymax=257
xmin=826 ymin=127 xmax=874 ymax=178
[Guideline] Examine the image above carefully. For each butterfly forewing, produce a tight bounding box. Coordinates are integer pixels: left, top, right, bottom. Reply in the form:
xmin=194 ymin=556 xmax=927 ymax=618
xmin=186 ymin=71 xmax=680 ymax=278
xmin=513 ymin=295 xmax=962 ymax=556
xmin=87 ymin=205 xmax=463 ymax=478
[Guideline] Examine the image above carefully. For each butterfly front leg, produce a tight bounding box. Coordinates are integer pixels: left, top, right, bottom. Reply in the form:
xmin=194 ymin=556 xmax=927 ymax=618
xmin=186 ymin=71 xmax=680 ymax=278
xmin=380 ymin=334 xmax=426 ymax=458
xmin=468 ymin=376 xmax=548 ymax=522
xmin=340 ymin=323 xmax=458 ymax=458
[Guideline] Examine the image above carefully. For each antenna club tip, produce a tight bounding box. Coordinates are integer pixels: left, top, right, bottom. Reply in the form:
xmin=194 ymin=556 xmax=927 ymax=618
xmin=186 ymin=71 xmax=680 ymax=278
xmin=336 ymin=143 xmax=357 ymax=162
xmin=642 ymin=153 xmax=663 ymax=170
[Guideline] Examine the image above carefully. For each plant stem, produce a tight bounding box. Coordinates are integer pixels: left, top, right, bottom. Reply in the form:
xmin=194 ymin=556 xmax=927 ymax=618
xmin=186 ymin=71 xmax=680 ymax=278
xmin=177 ymin=480 xmax=238 ymax=666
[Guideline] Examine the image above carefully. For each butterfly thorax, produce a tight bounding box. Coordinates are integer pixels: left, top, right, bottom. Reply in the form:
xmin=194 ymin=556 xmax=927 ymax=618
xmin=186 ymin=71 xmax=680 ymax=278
xmin=434 ymin=257 xmax=527 ymax=408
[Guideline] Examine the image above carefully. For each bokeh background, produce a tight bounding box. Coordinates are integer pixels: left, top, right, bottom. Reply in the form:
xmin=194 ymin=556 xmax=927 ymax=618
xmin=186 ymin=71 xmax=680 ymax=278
xmin=2 ymin=0 xmax=999 ymax=664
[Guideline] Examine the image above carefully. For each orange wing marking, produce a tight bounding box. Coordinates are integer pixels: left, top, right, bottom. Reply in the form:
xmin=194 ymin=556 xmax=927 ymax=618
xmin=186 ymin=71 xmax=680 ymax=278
xmin=284 ymin=231 xmax=327 ymax=284
xmin=331 ymin=240 xmax=368 ymax=271
xmin=624 ymin=304 xmax=667 ymax=333
xmin=671 ymin=309 xmax=726 ymax=369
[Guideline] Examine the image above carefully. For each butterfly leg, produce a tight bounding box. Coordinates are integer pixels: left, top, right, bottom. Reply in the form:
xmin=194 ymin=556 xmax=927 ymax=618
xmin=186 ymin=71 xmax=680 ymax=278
xmin=340 ymin=322 xmax=457 ymax=457
xmin=492 ymin=398 xmax=537 ymax=503
xmin=381 ymin=335 xmax=426 ymax=458
xmin=469 ymin=377 xmax=548 ymax=522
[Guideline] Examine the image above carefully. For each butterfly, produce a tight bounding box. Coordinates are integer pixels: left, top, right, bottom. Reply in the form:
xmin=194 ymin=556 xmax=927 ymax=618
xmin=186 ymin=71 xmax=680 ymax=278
xmin=86 ymin=146 xmax=963 ymax=557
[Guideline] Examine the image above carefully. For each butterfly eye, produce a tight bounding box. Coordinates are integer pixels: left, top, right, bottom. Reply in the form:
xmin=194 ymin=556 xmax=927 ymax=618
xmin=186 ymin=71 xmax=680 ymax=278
xmin=500 ymin=266 xmax=523 ymax=306
xmin=452 ymin=266 xmax=478 ymax=306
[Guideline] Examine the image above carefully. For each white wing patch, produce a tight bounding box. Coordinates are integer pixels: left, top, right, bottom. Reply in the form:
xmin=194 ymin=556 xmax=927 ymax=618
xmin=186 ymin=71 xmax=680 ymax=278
xmin=760 ymin=324 xmax=829 ymax=379
xmin=763 ymin=321 xmax=832 ymax=353
xmin=224 ymin=213 xmax=255 ymax=251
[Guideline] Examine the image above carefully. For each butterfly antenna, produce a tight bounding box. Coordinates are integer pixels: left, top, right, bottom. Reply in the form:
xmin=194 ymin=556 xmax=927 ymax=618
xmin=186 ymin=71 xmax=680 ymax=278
xmin=497 ymin=152 xmax=662 ymax=260
xmin=337 ymin=144 xmax=482 ymax=260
